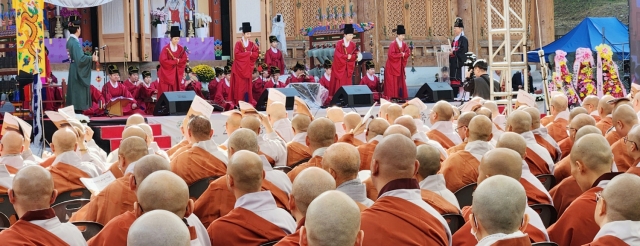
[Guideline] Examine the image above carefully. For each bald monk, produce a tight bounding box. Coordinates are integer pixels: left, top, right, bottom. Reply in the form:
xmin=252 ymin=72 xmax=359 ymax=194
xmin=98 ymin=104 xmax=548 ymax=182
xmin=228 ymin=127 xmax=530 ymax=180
xmin=301 ymin=191 xmax=364 ymax=246
xmin=337 ymin=112 xmax=365 ymax=146
xmin=474 ymin=107 xmax=492 ymax=119
xmin=287 ymin=114 xmax=312 ymax=167
xmin=208 ymin=150 xmax=296 ymax=245
xmin=0 ymin=131 xmax=36 ymax=173
xmin=415 ymin=144 xmax=461 ymax=209
xmin=219 ymin=111 xmax=242 ymax=150
xmin=384 ymin=124 xmax=411 ymax=137
xmin=609 ymin=105 xmax=637 ymax=172
xmin=322 ymin=143 xmax=372 ymax=209
xmin=583 ymin=95 xmax=602 ymax=122
xmin=126 ymin=113 xmax=145 ymax=126
xmin=495 ymin=132 xmax=553 ymax=206
xmin=356 ymin=118 xmax=389 ymax=170
xmin=287 ymin=118 xmax=336 ymax=181
xmin=403 ymin=101 xmax=431 ymax=133
xmin=70 ymin=136 xmax=149 ymax=225
xmin=553 ymin=115 xmax=598 ymax=182
xmin=442 ymin=115 xmax=494 ymax=192
xmin=326 ymin=107 xmax=346 ymax=138
xmin=49 ymin=128 xmax=100 ymax=194
xmin=452 ymin=149 xmax=550 ymax=245
xmin=385 ymin=104 xmax=403 ymax=125
xmin=378 ymin=100 xmax=390 ymax=119
xmin=448 ymin=112 xmax=476 ymax=155
xmin=547 ymin=134 xmax=622 ymax=246
xmin=603 ymin=98 xmax=632 ymax=145
xmin=241 ymin=115 xmax=287 ymax=167
xmin=483 ymin=101 xmax=506 ymax=130
xmin=106 ymin=124 xmax=148 ymax=164
xmin=107 ymin=125 xmax=149 ymax=178
xmin=395 ymin=116 xmax=448 ymax=161
xmin=586 ymin=174 xmax=640 ymax=245
xmin=507 ymin=110 xmax=554 ymax=176
xmin=167 ymin=116 xmax=196 ymax=157
xmin=626 ymin=125 xmax=640 ymax=176
xmin=193 ymin=129 xmax=290 ymax=228
xmin=138 ymin=123 xmax=170 ymax=160
xmin=524 ymin=107 xmax=562 ymax=162
xmin=170 ymin=115 xmax=228 ymax=185
xmin=0 ymin=166 xmax=86 ymax=245
xmin=268 ymin=102 xmax=294 ymax=142
xmin=546 ymin=94 xmax=570 ymax=142
xmin=128 ymin=210 xmax=190 ymax=246
xmin=428 ymin=100 xmax=463 ymax=149
xmin=361 ymin=134 xmax=451 ymax=245
xmin=474 ymin=107 xmax=502 ymax=145
xmin=596 ymin=95 xmax=616 ymax=135
xmin=469 ymin=175 xmax=532 ymax=245
xmin=276 ymin=167 xmax=335 ymax=246
xmin=632 ymin=92 xmax=640 ymax=118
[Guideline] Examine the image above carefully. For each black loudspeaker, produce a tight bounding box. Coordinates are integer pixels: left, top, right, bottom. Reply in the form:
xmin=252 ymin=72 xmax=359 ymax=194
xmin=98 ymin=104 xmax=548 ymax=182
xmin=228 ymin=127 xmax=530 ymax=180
xmin=153 ymin=91 xmax=197 ymax=116
xmin=331 ymin=85 xmax=373 ymax=107
xmin=256 ymin=88 xmax=299 ymax=111
xmin=415 ymin=82 xmax=454 ymax=103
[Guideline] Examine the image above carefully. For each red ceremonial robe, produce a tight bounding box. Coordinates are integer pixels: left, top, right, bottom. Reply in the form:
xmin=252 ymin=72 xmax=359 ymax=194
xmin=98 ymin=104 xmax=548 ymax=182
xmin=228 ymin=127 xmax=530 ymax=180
xmin=208 ymin=78 xmax=221 ymax=101
xmin=102 ymin=81 xmax=144 ymax=115
xmin=285 ymin=73 xmax=315 ymax=86
xmin=158 ymin=44 xmax=188 ymax=97
xmin=252 ymin=77 xmax=275 ymax=103
xmin=207 ymin=207 xmax=286 ymax=245
xmin=214 ymin=79 xmax=235 ymax=110
xmin=230 ymin=39 xmax=259 ymax=105
xmin=383 ymin=40 xmax=410 ymax=100
xmin=83 ymin=85 xmax=105 ymax=116
xmin=329 ymin=39 xmax=358 ymax=96
xmin=265 ymin=48 xmax=285 ymax=73
xmin=318 ymin=74 xmax=332 ymax=105
xmin=360 ymin=74 xmax=381 ymax=101
xmin=137 ymin=81 xmax=159 ymax=115
xmin=185 ymin=80 xmax=205 ymax=98
xmin=122 ymin=79 xmax=139 ymax=99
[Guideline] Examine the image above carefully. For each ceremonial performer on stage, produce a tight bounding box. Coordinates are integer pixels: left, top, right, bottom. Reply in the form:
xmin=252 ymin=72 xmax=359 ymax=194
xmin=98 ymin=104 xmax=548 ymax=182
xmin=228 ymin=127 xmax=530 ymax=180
xmin=214 ymin=65 xmax=235 ymax=110
xmin=230 ymin=22 xmax=259 ymax=105
xmin=184 ymin=66 xmax=204 ymax=98
xmin=123 ymin=66 xmax=140 ymax=98
xmin=158 ymin=26 xmax=188 ymax=97
xmin=44 ymin=47 xmax=62 ymax=111
xmin=208 ymin=66 xmax=224 ymax=101
xmin=265 ymin=36 xmax=285 ymax=73
xmin=450 ymin=17 xmax=468 ymax=100
xmin=360 ymin=61 xmax=380 ymax=101
xmin=102 ymin=65 xmax=144 ymax=115
xmin=383 ymin=25 xmax=410 ymax=100
xmin=319 ymin=60 xmax=332 ymax=90
xmin=252 ymin=64 xmax=271 ymax=102
xmin=286 ymin=62 xmax=315 ymax=84
xmin=66 ymin=16 xmax=98 ymax=112
xmin=137 ymin=71 xmax=159 ymax=115
xmin=330 ymin=24 xmax=360 ymax=98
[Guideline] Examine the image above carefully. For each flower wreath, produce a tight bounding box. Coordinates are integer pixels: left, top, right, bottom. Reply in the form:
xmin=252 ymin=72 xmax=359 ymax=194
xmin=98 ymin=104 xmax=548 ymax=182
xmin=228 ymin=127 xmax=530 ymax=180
xmin=573 ymin=47 xmax=596 ymax=101
xmin=553 ymin=50 xmax=580 ymax=105
xmin=596 ymin=44 xmax=626 ymax=98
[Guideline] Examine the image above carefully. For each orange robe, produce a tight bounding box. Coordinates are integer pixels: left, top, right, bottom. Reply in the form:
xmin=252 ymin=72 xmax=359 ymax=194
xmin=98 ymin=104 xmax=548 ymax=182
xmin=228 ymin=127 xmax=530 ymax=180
xmin=554 ymin=155 xmax=572 ymax=183
xmin=605 ymin=130 xmax=621 ymax=146
xmin=547 ymin=186 xmax=604 ymax=246
xmin=39 ymin=155 xmax=56 ymax=168
xmin=357 ymin=140 xmax=379 ymax=171
xmin=286 ymin=142 xmax=311 ymax=167
xmin=534 ymin=134 xmax=561 ymax=162
xmin=591 ymin=114 xmax=602 ymax=122
xmin=546 ymin=118 xmax=569 ymax=143
xmin=611 ymin=138 xmax=633 ymax=172
xmin=108 ymin=161 xmax=124 ymax=179
xmin=287 ymin=155 xmax=323 ymax=182
xmin=69 ymin=173 xmax=137 ymax=226
xmin=193 ymin=176 xmax=289 ymax=228
xmin=208 ymin=207 xmax=286 ymax=245
xmin=540 ymin=115 xmax=554 ymax=126
xmin=170 ymin=147 xmax=227 ymax=186
xmin=421 ymin=189 xmax=460 ymax=215
xmin=273 ymin=217 xmax=304 ymax=246
xmin=427 ymin=130 xmax=456 ymax=149
xmin=50 ymin=163 xmax=91 ymax=194
xmin=87 ymin=211 xmax=136 ymax=246
xmin=628 ymin=158 xmax=640 ymax=176
xmin=441 ymin=151 xmax=479 ymax=192
xmin=360 ymin=196 xmax=449 ymax=245
xmin=595 ymin=117 xmax=613 ymax=135
xmin=337 ymin=133 xmax=364 ymax=147
xmin=520 ymin=178 xmax=552 ymax=205
xmin=0 ymin=217 xmax=68 ymax=245
xmin=549 ymin=176 xmax=583 ymax=218
xmin=525 ymin=148 xmax=552 ymax=176
xmin=363 ymin=177 xmax=378 ymax=201
xmin=584 ymin=235 xmax=629 ymax=246
xmin=446 ymin=141 xmax=468 ymax=156
xmin=557 ymin=138 xmax=573 ymax=160
xmin=453 ymin=207 xmax=547 ymax=246
xmin=167 ymin=139 xmax=189 ymax=157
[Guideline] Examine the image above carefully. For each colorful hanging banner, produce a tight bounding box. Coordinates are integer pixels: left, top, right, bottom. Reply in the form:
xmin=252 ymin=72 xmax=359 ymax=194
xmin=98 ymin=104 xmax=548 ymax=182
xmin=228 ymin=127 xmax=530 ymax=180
xmin=14 ymin=0 xmax=45 ymax=75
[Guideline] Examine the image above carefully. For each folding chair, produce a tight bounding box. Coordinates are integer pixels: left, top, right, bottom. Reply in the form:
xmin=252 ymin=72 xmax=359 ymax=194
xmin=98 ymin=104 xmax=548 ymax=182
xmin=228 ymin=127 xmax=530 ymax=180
xmin=535 ymin=174 xmax=556 ymax=191
xmin=52 ymin=199 xmax=90 ymax=223
xmin=529 ymin=204 xmax=558 ymax=228
xmin=189 ymin=176 xmax=220 ymax=200
xmin=454 ymin=183 xmax=477 ymax=208
xmin=0 ymin=195 xmax=16 ymax=227
xmin=53 ymin=188 xmax=92 ymax=206
xmin=532 ymin=242 xmax=559 ymax=246
xmin=72 ymin=221 xmax=104 ymax=241
xmin=442 ymin=213 xmax=465 ymax=234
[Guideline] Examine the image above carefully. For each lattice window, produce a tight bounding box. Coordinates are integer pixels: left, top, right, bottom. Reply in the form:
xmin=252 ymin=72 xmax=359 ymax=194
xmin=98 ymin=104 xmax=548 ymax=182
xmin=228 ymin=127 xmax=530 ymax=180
xmin=274 ymin=0 xmax=295 ymax=37
xmin=480 ymin=0 xmax=488 ymax=37
xmin=489 ymin=0 xmax=504 ymax=29
xmin=302 ymin=0 xmax=321 ymax=28
xmin=385 ymin=0 xmax=404 ymax=35
xmin=509 ymin=0 xmax=524 ymax=30
xmin=409 ymin=0 xmax=427 ymax=37
xmin=430 ymin=0 xmax=448 ymax=36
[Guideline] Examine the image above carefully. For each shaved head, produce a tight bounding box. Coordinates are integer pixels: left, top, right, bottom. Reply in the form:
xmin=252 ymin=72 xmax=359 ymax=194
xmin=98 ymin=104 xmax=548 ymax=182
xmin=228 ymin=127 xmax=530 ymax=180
xmin=343 ymin=112 xmax=361 ymax=132
xmin=228 ymin=150 xmax=263 ymax=193
xmin=292 ymin=167 xmax=336 ymax=215
xmin=468 ymin=115 xmax=493 ymax=141
xmin=128 ymin=210 xmax=190 ymax=246
xmin=507 ymin=110 xmax=532 ymax=134
xmin=575 ymin=125 xmax=603 ymax=141
xmin=188 ymin=115 xmax=213 ymax=141
xmin=386 ymin=104 xmax=403 ymax=124
xmin=475 ymin=107 xmax=492 ymax=119
xmin=323 ymin=143 xmax=361 ymax=182
xmin=483 ymin=101 xmax=499 ymax=119
xmin=267 ymin=102 xmax=287 ymax=123
xmin=569 ymin=114 xmax=597 ymax=141
xmin=394 ymin=116 xmax=417 ymax=135
xmin=126 ymin=114 xmax=145 ymax=126
xmin=11 ymin=165 xmax=55 ymax=213
xmin=123 ymin=125 xmax=148 ymax=143
xmin=137 ymin=170 xmax=189 ymax=216
xmin=225 ymin=112 xmax=243 ymax=136
xmin=472 ymin=175 xmax=526 ymax=235
xmin=582 ymin=95 xmax=600 ymax=113
xmin=119 ymin=136 xmax=149 ymax=169
xmin=599 ymin=95 xmax=615 ymax=116
xmin=569 ymin=107 xmax=588 ymax=122
xmin=138 ymin=123 xmax=154 ymax=142
xmin=307 ymin=118 xmax=336 ymax=149
xmin=600 ymin=174 xmax=640 ymax=222
xmin=458 ymin=112 xmax=476 ymax=127
xmin=523 ymin=107 xmax=541 ymax=129
xmin=496 ymin=132 xmax=527 ymax=159
xmin=292 ymin=114 xmax=311 ymax=133
xmin=228 ymin=128 xmax=259 ymax=154
xmin=432 ymin=101 xmax=454 ymax=121
xmin=383 ymin=125 xmax=411 ymax=138
xmin=133 ymin=155 xmax=171 ymax=185
xmin=402 ymin=104 xmax=420 ymax=119
xmin=51 ymin=128 xmax=77 ymax=154
xmin=379 ymin=104 xmax=390 ymax=119
xmin=304 ymin=191 xmax=361 ymax=246
xmin=478 ymin=148 xmax=523 ymax=184
xmin=0 ymin=131 xmax=24 ymax=155
xmin=571 ymin=134 xmax=613 ymax=191
xmin=551 ymin=94 xmax=569 ymax=113
xmin=366 ymin=118 xmax=390 ymax=141
xmin=372 ymin=135 xmax=418 ymax=191
xmin=240 ymin=116 xmax=261 ymax=135
xmin=612 ymin=104 xmax=638 ymax=136
xmin=326 ymin=107 xmax=345 ymax=123
xmin=416 ymin=144 xmax=441 ymax=178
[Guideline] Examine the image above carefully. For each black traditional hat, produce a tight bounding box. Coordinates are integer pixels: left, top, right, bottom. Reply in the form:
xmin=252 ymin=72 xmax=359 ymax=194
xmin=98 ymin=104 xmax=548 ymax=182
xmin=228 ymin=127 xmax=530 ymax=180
xmin=454 ymin=17 xmax=464 ymax=28
xmin=170 ymin=26 xmax=181 ymax=38
xmin=395 ymin=25 xmax=406 ymax=35
xmin=141 ymin=71 xmax=151 ymax=79
xmin=224 ymin=66 xmax=231 ymax=74
xmin=323 ymin=60 xmax=332 ymax=69
xmin=185 ymin=66 xmax=192 ymax=74
xmin=241 ymin=22 xmax=252 ymax=33
xmin=259 ymin=63 xmax=269 ymax=73
xmin=343 ymin=24 xmax=354 ymax=34
xmin=292 ymin=62 xmax=305 ymax=71
xmin=214 ymin=67 xmax=224 ymax=76
xmin=269 ymin=36 xmax=278 ymax=43
xmin=108 ymin=64 xmax=119 ymax=75
xmin=128 ymin=66 xmax=139 ymax=75
xmin=365 ymin=61 xmax=375 ymax=70
xmin=68 ymin=16 xmax=81 ymax=28
xmin=270 ymin=66 xmax=280 ymax=75
xmin=226 ymin=59 xmax=233 ymax=67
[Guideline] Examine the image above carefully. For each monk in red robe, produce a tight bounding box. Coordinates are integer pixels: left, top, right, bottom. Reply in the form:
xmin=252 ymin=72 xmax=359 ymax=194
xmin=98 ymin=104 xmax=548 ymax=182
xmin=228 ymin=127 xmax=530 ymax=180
xmin=213 ymin=66 xmax=235 ymax=110
xmin=329 ymin=24 xmax=359 ymax=96
xmin=230 ymin=22 xmax=259 ymax=105
xmin=102 ymin=65 xmax=144 ymax=115
xmin=287 ymin=118 xmax=337 ymax=182
xmin=137 ymin=71 xmax=158 ymax=115
xmin=285 ymin=62 xmax=315 ymax=85
xmin=383 ymin=25 xmax=410 ymax=100
xmin=158 ymin=26 xmax=188 ymax=97
xmin=123 ymin=66 xmax=141 ymax=98
xmin=360 ymin=61 xmax=381 ymax=101
xmin=208 ymin=67 xmax=224 ymax=101
xmin=83 ymin=85 xmax=106 ymax=116
xmin=265 ymin=36 xmax=285 ymax=73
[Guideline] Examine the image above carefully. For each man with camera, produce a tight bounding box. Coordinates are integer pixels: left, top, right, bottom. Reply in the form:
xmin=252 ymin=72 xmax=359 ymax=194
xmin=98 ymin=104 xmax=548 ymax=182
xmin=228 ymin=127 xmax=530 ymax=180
xmin=463 ymin=60 xmax=492 ymax=100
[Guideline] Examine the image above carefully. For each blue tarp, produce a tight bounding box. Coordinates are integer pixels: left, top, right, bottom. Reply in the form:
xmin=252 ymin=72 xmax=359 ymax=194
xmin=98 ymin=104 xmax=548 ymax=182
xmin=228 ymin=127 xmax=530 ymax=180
xmin=527 ymin=17 xmax=629 ymax=63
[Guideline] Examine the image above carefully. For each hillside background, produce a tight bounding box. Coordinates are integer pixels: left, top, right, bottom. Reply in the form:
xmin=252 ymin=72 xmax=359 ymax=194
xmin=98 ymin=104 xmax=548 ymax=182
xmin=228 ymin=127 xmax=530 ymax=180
xmin=555 ymin=0 xmax=629 ymax=37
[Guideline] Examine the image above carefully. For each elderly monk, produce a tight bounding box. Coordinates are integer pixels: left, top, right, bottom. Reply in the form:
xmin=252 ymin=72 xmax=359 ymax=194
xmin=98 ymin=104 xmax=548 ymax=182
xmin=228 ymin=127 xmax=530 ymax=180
xmin=609 ymin=105 xmax=637 ymax=172
xmin=268 ymin=102 xmax=294 ymax=142
xmin=428 ymin=100 xmax=463 ymax=149
xmin=138 ymin=123 xmax=170 ymax=160
xmin=208 ymin=150 xmax=296 ymax=245
xmin=287 ymin=114 xmax=312 ymax=166
xmin=385 ymin=104 xmax=403 ymax=125
xmin=361 ymin=134 xmax=451 ymax=245
xmin=0 ymin=131 xmax=35 ymax=173
xmin=170 ymin=115 xmax=228 ymax=185
xmin=219 ymin=111 xmax=242 ymax=150
xmin=396 ymin=116 xmax=447 ymax=160
xmin=524 ymin=107 xmax=562 ymax=162
xmin=356 ymin=118 xmax=389 ymax=170
xmin=326 ymin=107 xmax=346 ymax=138
xmin=626 ymin=125 xmax=640 ymax=176
xmin=415 ymin=144 xmax=461 ymax=209
xmin=70 ymin=136 xmax=148 ymax=225
xmin=322 ymin=143 xmax=372 ymax=209
xmin=547 ymin=134 xmax=621 ymax=246
xmin=483 ymin=101 xmax=506 ymax=130
xmin=448 ymin=112 xmax=476 ymax=155
xmin=507 ymin=110 xmax=554 ymax=176
xmin=337 ymin=112 xmax=365 ymax=146
xmin=287 ymin=118 xmax=336 ymax=181
xmin=546 ymin=94 xmax=570 ymax=142
xmin=582 ymin=95 xmax=601 ymax=122
xmin=553 ymin=114 xmax=598 ymax=182
xmin=442 ymin=115 xmax=494 ymax=193
xmin=452 ymin=148 xmax=550 ymax=245
xmin=301 ymin=191 xmax=364 ymax=246
xmin=595 ymin=95 xmax=616 ymax=135
xmin=495 ymin=132 xmax=553 ymax=206
xmin=470 ymin=175 xmax=531 ymax=245
xmin=193 ymin=129 xmax=290 ymax=228
xmin=276 ymin=167 xmax=335 ymax=246
xmin=586 ymin=174 xmax=640 ymax=245
xmin=241 ymin=115 xmax=287 ymax=167
xmin=0 ymin=166 xmax=85 ymax=245
xmin=128 ymin=210 xmax=190 ymax=246
xmin=107 ymin=125 xmax=149 ymax=178
xmin=50 ymin=128 xmax=100 ymax=194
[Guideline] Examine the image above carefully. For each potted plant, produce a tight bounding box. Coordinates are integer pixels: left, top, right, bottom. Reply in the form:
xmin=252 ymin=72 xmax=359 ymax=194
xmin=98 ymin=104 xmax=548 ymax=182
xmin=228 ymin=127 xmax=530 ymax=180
xmin=192 ymin=64 xmax=215 ymax=82
xmin=61 ymin=8 xmax=80 ymax=38
xmin=193 ymin=13 xmax=211 ymax=38
xmin=151 ymin=9 xmax=168 ymax=38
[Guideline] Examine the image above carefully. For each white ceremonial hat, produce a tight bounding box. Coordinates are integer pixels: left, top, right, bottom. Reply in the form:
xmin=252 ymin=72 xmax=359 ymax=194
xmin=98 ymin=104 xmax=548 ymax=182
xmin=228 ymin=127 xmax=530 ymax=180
xmin=517 ymin=90 xmax=536 ymax=107
xmin=403 ymin=98 xmax=428 ymax=112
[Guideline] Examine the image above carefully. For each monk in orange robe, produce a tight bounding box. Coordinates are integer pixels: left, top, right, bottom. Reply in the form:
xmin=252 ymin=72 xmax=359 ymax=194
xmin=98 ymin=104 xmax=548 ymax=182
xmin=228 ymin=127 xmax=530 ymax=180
xmin=557 ymin=137 xmax=572 ymax=159
xmin=609 ymin=105 xmax=638 ymax=172
xmin=507 ymin=111 xmax=555 ymax=176
xmin=427 ymin=101 xmax=463 ymax=149
xmin=625 ymin=125 xmax=640 ymax=176
xmin=595 ymin=95 xmax=615 ymax=135
xmin=299 ymin=191 xmax=364 ymax=246
xmin=69 ymin=137 xmax=149 ymax=226
xmin=582 ymin=95 xmax=601 ymax=121
xmin=524 ymin=107 xmax=562 ymax=162
xmin=605 ymin=130 xmax=621 ymax=145
xmin=336 ymin=112 xmax=365 ymax=147
xmin=287 ymin=118 xmax=337 ymax=182
xmin=447 ymin=112 xmax=476 ymax=156
xmin=49 ymin=129 xmax=100 ymax=194
xmin=356 ymin=118 xmax=389 ymax=171
xmin=286 ymin=114 xmax=312 ymax=167
xmin=545 ymin=95 xmax=570 ymax=142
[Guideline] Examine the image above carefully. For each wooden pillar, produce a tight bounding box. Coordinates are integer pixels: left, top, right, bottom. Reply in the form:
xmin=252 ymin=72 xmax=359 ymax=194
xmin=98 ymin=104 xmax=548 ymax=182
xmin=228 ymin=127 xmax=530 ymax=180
xmin=458 ymin=0 xmax=474 ymax=54
xmin=538 ymin=0 xmax=554 ymax=46
xmin=210 ymin=0 xmax=222 ymax=40
xmin=80 ymin=8 xmax=92 ymax=42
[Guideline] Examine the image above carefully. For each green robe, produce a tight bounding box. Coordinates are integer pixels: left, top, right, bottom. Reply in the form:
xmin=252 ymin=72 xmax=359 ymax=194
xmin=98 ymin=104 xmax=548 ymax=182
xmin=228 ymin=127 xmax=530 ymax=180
xmin=66 ymin=36 xmax=92 ymax=110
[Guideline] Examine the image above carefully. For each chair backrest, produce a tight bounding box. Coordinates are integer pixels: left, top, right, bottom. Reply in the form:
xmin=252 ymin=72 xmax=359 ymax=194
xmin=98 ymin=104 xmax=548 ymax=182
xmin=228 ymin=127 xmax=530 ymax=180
xmin=535 ymin=174 xmax=556 ymax=191
xmin=273 ymin=166 xmax=292 ymax=174
xmin=259 ymin=240 xmax=279 ymax=246
xmin=289 ymin=158 xmax=311 ymax=170
xmin=72 ymin=221 xmax=104 ymax=241
xmin=529 ymin=204 xmax=558 ymax=228
xmin=53 ymin=188 xmax=92 ymax=206
xmin=189 ymin=176 xmax=220 ymax=200
xmin=454 ymin=183 xmax=477 ymax=208
xmin=52 ymin=199 xmax=90 ymax=223
xmin=442 ymin=213 xmax=465 ymax=234
xmin=531 ymin=242 xmax=559 ymax=246
xmin=0 ymin=195 xmax=16 ymax=227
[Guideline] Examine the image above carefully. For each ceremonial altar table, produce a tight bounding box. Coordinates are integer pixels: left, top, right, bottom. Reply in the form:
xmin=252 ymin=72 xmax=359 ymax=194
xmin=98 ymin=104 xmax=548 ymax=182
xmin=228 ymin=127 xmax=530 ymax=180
xmin=151 ymin=37 xmax=216 ymax=61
